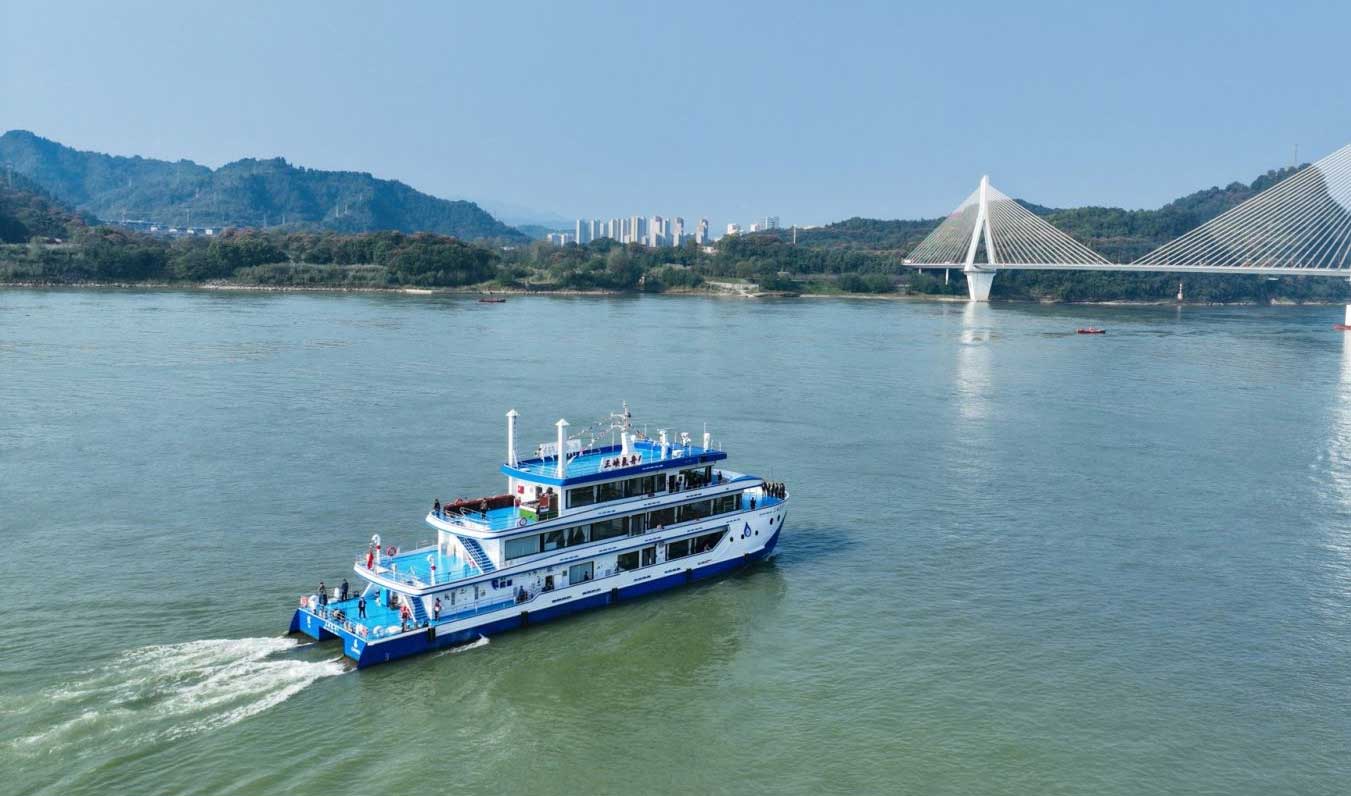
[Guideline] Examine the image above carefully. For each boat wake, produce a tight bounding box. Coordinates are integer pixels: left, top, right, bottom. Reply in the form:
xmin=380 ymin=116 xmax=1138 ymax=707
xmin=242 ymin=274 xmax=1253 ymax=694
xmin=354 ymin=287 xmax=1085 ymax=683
xmin=7 ymin=637 xmax=345 ymax=754
xmin=434 ymin=635 xmax=489 ymax=657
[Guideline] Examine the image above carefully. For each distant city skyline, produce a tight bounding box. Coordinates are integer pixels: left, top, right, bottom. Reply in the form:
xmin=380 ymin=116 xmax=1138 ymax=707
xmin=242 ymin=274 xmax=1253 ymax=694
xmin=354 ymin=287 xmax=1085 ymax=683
xmin=6 ymin=2 xmax=1351 ymax=230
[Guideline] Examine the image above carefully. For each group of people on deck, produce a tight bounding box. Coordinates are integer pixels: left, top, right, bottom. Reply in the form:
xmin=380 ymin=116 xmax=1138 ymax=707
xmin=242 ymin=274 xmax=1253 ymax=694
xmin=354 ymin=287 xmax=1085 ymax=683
xmin=315 ymin=579 xmax=352 ymax=608
xmin=764 ymin=481 xmax=786 ymax=499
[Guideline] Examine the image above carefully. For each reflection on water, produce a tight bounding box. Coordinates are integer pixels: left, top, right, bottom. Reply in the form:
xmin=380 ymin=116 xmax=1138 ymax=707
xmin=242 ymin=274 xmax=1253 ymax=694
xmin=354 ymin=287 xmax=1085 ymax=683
xmin=956 ymin=302 xmax=993 ymax=423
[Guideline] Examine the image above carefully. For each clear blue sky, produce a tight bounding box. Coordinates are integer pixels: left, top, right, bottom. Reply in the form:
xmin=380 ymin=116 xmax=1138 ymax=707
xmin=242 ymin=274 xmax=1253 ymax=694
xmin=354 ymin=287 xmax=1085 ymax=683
xmin=4 ymin=0 xmax=1350 ymax=230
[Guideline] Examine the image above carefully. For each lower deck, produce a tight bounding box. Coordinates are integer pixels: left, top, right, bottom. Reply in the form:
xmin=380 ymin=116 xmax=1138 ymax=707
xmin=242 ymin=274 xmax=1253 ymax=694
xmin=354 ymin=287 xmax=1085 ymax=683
xmin=293 ymin=522 xmax=783 ymax=667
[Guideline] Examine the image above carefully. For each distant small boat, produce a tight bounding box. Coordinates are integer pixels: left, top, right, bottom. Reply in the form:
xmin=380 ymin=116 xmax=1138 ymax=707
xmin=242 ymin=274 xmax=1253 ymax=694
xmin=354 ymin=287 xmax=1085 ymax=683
xmin=1076 ymin=327 xmax=1106 ymax=335
xmin=478 ymin=297 xmax=507 ymax=303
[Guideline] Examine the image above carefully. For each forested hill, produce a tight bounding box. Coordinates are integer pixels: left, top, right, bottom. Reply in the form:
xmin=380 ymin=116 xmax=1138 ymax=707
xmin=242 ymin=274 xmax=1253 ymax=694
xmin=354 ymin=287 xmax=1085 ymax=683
xmin=0 ymin=130 xmax=527 ymax=243
xmin=0 ymin=172 xmax=92 ymax=243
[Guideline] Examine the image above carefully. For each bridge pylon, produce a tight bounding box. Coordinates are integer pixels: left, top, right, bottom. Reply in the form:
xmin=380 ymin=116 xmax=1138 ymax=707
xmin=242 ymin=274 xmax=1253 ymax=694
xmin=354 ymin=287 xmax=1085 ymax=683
xmin=961 ymin=175 xmax=998 ymax=301
xmin=905 ymin=175 xmax=1111 ymax=301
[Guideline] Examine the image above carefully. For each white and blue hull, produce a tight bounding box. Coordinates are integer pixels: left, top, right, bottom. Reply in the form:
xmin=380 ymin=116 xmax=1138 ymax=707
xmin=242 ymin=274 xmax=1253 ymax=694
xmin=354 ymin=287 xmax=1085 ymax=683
xmin=291 ymin=503 xmax=785 ymax=668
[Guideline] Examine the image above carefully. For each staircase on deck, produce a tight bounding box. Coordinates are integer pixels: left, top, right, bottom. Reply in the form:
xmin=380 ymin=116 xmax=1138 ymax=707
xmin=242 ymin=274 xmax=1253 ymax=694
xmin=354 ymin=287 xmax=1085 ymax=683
xmin=459 ymin=536 xmax=496 ymax=573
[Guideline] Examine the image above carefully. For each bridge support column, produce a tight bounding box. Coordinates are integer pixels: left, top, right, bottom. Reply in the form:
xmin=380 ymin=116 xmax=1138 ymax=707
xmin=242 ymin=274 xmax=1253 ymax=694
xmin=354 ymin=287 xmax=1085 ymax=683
xmin=964 ymin=268 xmax=996 ymax=302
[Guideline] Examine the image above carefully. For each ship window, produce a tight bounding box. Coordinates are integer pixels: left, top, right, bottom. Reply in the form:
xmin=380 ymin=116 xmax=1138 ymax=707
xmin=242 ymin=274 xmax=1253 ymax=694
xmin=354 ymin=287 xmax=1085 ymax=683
xmin=617 ymin=551 xmax=640 ymax=571
xmin=569 ymin=562 xmax=594 ymax=583
xmin=649 ymin=507 xmax=676 ymax=528
xmin=590 ymin=518 xmax=625 ymax=542
xmin=623 ymin=475 xmax=656 ymax=497
xmin=505 ymin=535 xmax=540 ymax=560
xmin=692 ymin=529 xmax=724 ymax=554
xmin=568 ymin=486 xmax=596 ymax=508
xmin=626 ymin=513 xmax=647 ymax=536
xmin=541 ymin=530 xmax=565 ymax=552
xmin=680 ymin=468 xmax=709 ymax=489
xmin=566 ymin=525 xmax=588 ymax=547
xmin=678 ymin=500 xmax=712 ymax=523
xmin=714 ymin=495 xmax=737 ymax=515
xmin=641 ymin=546 xmax=656 ymax=567
xmin=598 ymin=480 xmax=624 ymax=502
xmin=666 ymin=538 xmax=691 ymax=560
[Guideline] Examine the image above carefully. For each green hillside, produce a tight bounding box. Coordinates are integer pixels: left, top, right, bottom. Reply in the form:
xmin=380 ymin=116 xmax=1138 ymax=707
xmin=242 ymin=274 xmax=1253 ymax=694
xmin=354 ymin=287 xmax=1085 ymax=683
xmin=0 ymin=130 xmax=527 ymax=242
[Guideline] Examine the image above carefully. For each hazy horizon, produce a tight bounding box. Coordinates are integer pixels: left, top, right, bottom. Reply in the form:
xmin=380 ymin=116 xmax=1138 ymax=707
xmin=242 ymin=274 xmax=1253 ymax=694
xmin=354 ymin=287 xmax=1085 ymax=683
xmin=5 ymin=1 xmax=1350 ymax=232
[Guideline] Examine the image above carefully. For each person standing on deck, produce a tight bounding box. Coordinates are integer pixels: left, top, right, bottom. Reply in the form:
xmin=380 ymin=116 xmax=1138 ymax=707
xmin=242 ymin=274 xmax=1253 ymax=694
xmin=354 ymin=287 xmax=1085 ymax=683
xmin=358 ymin=595 xmax=367 ymax=619
xmin=433 ymin=498 xmax=441 ymax=518
xmin=317 ymin=581 xmax=328 ymax=607
xmin=433 ymin=597 xmax=442 ymax=622
xmin=339 ymin=579 xmax=349 ymax=602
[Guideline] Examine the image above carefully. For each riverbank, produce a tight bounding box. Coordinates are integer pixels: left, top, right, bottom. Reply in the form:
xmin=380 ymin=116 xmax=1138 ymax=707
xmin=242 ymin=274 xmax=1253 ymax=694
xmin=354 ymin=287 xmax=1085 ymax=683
xmin=4 ymin=280 xmax=1349 ymax=307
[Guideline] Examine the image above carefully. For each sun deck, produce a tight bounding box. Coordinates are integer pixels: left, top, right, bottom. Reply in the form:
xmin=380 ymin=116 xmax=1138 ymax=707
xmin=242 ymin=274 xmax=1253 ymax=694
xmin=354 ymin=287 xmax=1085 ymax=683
xmin=358 ymin=545 xmax=481 ymax=587
xmin=503 ymin=439 xmax=726 ymax=484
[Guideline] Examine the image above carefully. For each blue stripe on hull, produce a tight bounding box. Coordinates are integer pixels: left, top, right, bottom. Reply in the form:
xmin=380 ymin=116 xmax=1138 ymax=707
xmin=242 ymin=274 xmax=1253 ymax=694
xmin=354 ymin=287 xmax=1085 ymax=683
xmin=318 ymin=524 xmax=785 ymax=669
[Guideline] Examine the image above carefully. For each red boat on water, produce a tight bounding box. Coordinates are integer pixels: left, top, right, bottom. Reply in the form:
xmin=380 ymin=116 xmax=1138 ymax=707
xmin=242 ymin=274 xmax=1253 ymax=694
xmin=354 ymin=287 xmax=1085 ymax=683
xmin=478 ymin=297 xmax=507 ymax=303
xmin=1076 ymin=327 xmax=1106 ymax=335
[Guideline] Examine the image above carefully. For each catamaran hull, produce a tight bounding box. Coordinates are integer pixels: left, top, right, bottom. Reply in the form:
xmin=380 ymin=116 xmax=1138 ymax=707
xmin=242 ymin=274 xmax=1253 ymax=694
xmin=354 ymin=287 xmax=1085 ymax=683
xmin=291 ymin=524 xmax=782 ymax=668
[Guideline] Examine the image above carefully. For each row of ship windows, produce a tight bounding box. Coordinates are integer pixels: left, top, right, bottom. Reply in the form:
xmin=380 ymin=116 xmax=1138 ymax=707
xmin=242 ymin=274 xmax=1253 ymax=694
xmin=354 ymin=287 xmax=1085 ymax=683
xmin=505 ymin=493 xmax=741 ymax=560
xmin=440 ymin=528 xmax=730 ymax=607
xmin=566 ymin=465 xmax=716 ymax=509
xmin=561 ymin=527 xmax=729 ymax=582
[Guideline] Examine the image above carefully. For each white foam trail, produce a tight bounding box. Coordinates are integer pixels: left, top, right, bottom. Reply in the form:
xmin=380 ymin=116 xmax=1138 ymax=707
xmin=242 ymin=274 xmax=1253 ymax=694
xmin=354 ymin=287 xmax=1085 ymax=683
xmin=8 ymin=637 xmax=345 ymax=752
xmin=435 ymin=635 xmax=489 ymax=657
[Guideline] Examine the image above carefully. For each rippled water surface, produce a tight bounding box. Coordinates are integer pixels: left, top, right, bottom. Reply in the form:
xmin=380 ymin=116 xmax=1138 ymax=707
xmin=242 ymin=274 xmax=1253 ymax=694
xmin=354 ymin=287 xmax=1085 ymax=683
xmin=3 ymin=290 xmax=1350 ymax=795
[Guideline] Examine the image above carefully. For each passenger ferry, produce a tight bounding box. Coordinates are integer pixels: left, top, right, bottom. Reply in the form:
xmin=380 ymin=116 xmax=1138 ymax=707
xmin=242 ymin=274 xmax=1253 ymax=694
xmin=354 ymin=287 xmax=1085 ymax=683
xmin=289 ymin=405 xmax=788 ymax=667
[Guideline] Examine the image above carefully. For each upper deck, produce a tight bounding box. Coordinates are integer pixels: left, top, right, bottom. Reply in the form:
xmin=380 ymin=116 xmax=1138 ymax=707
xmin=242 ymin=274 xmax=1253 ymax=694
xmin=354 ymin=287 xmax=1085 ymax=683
xmin=502 ymin=438 xmax=726 ymax=487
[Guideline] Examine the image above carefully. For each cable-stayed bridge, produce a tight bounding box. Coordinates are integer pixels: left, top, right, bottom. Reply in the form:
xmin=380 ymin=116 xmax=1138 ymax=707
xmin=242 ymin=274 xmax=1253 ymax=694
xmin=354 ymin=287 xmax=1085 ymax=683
xmin=905 ymin=142 xmax=1351 ymax=304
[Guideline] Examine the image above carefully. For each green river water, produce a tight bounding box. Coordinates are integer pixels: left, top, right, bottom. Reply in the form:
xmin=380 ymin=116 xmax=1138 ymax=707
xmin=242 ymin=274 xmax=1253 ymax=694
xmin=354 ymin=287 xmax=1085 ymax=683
xmin=2 ymin=290 xmax=1349 ymax=794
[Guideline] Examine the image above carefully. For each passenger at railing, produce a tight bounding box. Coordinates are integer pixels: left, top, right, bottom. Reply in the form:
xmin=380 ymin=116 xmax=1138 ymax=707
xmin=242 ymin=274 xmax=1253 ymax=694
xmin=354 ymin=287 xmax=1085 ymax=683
xmin=433 ymin=597 xmax=442 ymax=622
xmin=339 ymin=579 xmax=349 ymax=602
xmin=318 ymin=581 xmax=328 ymax=608
xmin=750 ymin=496 xmax=756 ymax=511
xmin=358 ymin=595 xmax=367 ymax=619
xmin=433 ymin=498 xmax=441 ymax=518
xmin=399 ymin=601 xmax=412 ymax=632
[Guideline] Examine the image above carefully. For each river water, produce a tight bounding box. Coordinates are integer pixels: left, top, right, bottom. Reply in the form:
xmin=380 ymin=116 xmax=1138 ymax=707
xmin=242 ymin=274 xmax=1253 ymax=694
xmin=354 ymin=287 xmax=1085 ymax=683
xmin=2 ymin=289 xmax=1349 ymax=795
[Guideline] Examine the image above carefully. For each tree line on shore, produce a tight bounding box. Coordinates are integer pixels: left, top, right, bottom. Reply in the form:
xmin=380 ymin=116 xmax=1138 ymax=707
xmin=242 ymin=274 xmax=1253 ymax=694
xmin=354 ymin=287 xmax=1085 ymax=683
xmin=4 ymin=173 xmax=1350 ymax=303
